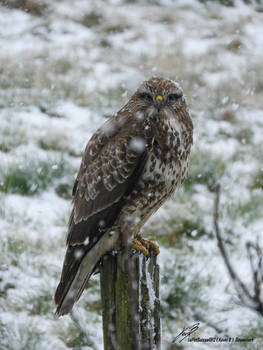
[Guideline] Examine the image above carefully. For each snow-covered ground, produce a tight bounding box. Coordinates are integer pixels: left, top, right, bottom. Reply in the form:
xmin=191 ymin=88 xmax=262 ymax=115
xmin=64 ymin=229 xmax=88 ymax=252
xmin=0 ymin=0 xmax=263 ymax=349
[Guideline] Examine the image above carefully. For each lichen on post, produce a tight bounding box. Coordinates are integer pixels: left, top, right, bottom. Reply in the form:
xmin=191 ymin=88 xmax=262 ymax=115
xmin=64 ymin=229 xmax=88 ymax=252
xmin=100 ymin=249 xmax=160 ymax=350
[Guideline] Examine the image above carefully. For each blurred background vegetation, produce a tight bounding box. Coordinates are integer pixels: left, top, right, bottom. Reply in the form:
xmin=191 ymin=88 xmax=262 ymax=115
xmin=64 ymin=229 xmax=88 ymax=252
xmin=0 ymin=0 xmax=263 ymax=349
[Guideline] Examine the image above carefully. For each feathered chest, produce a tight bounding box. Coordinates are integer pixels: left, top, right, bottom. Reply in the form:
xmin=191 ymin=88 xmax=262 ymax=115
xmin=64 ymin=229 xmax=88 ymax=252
xmin=141 ymin=116 xmax=192 ymax=189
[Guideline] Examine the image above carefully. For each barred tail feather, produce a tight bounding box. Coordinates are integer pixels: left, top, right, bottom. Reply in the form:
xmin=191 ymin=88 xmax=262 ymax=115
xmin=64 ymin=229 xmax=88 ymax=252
xmin=55 ymin=232 xmax=119 ymax=316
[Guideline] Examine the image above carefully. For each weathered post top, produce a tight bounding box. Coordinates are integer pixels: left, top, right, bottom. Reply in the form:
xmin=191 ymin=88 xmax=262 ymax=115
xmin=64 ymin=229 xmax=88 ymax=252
xmin=100 ymin=249 xmax=160 ymax=350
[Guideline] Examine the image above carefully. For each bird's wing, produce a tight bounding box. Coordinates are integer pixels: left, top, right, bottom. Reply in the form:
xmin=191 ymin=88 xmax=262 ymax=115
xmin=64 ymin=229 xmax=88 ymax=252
xmin=54 ymin=116 xmax=148 ymax=315
xmin=68 ymin=117 xmax=148 ymax=246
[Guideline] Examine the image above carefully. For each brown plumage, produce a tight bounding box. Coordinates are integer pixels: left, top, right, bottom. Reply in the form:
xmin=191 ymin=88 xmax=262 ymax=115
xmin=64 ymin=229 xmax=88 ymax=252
xmin=54 ymin=77 xmax=193 ymax=316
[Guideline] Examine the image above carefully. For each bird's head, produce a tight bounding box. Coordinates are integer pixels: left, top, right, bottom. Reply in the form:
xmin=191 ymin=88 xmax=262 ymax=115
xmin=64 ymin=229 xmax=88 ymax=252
xmin=134 ymin=77 xmax=186 ymax=119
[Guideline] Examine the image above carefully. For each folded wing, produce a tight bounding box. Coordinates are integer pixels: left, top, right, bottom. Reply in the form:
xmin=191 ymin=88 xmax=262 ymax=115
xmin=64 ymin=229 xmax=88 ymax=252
xmin=54 ymin=117 xmax=148 ymax=315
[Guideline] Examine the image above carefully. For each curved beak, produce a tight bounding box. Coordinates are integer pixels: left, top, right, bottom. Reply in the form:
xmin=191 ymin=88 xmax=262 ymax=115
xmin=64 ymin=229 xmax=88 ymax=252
xmin=155 ymin=95 xmax=164 ymax=112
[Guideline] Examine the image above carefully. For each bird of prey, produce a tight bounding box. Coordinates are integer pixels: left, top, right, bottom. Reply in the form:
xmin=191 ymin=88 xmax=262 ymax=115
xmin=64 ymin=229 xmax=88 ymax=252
xmin=54 ymin=77 xmax=193 ymax=316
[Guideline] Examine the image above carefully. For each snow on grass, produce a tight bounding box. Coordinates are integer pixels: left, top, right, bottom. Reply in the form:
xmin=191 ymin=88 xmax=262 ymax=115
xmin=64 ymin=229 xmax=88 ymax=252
xmin=0 ymin=0 xmax=263 ymax=349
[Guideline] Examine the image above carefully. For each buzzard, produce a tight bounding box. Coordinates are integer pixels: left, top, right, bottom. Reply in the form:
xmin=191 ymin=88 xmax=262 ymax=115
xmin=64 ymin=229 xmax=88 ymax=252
xmin=54 ymin=77 xmax=193 ymax=316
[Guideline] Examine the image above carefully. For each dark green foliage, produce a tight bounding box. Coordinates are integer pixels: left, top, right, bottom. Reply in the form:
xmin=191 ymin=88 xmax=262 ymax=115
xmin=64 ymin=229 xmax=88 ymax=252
xmin=251 ymin=169 xmax=263 ymax=190
xmin=226 ymin=38 xmax=243 ymax=52
xmin=81 ymin=12 xmax=103 ymax=28
xmin=0 ymin=143 xmax=10 ymax=153
xmin=55 ymin=183 xmax=72 ymax=200
xmin=198 ymin=0 xmax=234 ymax=6
xmin=38 ymin=139 xmax=63 ymax=152
xmin=235 ymin=128 xmax=253 ymax=144
xmin=0 ymin=0 xmax=47 ymax=16
xmin=0 ymin=158 xmax=70 ymax=195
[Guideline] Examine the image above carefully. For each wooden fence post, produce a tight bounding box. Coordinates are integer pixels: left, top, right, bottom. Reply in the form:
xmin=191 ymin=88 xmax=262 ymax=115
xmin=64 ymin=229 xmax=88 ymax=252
xmin=100 ymin=249 xmax=160 ymax=350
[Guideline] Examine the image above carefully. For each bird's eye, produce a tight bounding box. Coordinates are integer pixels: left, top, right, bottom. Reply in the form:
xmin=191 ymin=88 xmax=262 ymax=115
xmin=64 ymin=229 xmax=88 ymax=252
xmin=167 ymin=93 xmax=182 ymax=103
xmin=140 ymin=92 xmax=153 ymax=102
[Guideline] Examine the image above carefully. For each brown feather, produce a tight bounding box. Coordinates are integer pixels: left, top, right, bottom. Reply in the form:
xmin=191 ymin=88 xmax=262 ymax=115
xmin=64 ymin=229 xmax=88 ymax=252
xmin=54 ymin=76 xmax=193 ymax=316
xmin=54 ymin=143 xmax=148 ymax=313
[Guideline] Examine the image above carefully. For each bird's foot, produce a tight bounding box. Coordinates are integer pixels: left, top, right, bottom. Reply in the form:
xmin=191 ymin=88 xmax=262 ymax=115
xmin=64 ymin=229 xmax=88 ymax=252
xmin=131 ymin=238 xmax=149 ymax=256
xmin=112 ymin=235 xmax=160 ymax=256
xmin=132 ymin=234 xmax=160 ymax=256
xmin=148 ymin=238 xmax=160 ymax=255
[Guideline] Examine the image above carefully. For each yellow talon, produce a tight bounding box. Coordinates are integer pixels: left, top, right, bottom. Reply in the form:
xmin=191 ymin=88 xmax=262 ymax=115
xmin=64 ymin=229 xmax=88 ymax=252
xmin=131 ymin=239 xmax=149 ymax=256
xmin=112 ymin=235 xmax=160 ymax=256
xmin=148 ymin=238 xmax=160 ymax=255
xmin=135 ymin=235 xmax=160 ymax=256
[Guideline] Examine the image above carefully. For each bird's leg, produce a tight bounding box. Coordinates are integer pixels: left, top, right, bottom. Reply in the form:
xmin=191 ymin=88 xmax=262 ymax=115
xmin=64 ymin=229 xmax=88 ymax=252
xmin=112 ymin=238 xmax=122 ymax=251
xmin=133 ymin=234 xmax=160 ymax=256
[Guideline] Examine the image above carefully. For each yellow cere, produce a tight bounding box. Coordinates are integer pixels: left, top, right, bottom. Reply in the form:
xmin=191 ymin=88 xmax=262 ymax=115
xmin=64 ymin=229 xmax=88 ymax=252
xmin=155 ymin=95 xmax=164 ymax=102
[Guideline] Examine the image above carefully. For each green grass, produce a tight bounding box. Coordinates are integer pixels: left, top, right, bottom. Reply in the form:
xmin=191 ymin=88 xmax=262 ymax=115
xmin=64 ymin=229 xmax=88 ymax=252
xmin=38 ymin=139 xmax=64 ymax=152
xmin=62 ymin=326 xmax=89 ymax=349
xmin=9 ymin=290 xmax=54 ymax=316
xmin=155 ymin=217 xmax=210 ymax=250
xmin=59 ymin=311 xmax=101 ymax=349
xmin=28 ymin=291 xmax=53 ymax=316
xmin=184 ymin=151 xmax=226 ymax=193
xmin=0 ymin=320 xmax=43 ymax=350
xmin=0 ymin=125 xmax=27 ymax=153
xmin=55 ymin=183 xmax=73 ymax=199
xmin=227 ymin=318 xmax=263 ymax=350
xmin=234 ymin=128 xmax=253 ymax=144
xmin=38 ymin=137 xmax=81 ymax=157
xmin=80 ymin=11 xmax=103 ymax=28
xmin=0 ymin=57 xmax=88 ymax=109
xmin=161 ymin=261 xmax=210 ymax=321
xmin=1 ymin=237 xmax=27 ymax=267
xmin=0 ymin=236 xmax=55 ymax=270
xmin=0 ymin=157 xmax=72 ymax=196
xmin=251 ymin=169 xmax=263 ymax=190
xmin=90 ymin=85 xmax=127 ymax=114
xmin=226 ymin=190 xmax=263 ymax=225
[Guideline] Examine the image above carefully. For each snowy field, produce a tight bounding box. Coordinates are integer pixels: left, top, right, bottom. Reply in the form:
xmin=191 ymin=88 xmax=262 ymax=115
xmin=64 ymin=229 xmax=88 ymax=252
xmin=0 ymin=0 xmax=263 ymax=349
